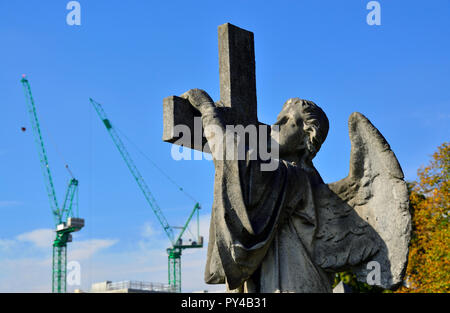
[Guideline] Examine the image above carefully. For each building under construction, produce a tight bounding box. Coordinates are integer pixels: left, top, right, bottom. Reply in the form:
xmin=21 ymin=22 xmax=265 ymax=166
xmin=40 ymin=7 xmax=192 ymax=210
xmin=90 ymin=281 xmax=176 ymax=293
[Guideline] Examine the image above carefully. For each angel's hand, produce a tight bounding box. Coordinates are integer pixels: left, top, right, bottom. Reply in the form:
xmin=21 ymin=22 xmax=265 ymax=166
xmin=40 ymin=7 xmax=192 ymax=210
xmin=180 ymin=89 xmax=215 ymax=114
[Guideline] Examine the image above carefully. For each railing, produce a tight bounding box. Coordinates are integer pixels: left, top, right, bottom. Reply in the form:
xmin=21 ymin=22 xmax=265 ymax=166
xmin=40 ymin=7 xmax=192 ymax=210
xmin=106 ymin=280 xmax=176 ymax=293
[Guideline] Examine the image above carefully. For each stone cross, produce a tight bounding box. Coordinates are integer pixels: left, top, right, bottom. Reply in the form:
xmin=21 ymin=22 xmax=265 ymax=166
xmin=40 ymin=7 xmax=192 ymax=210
xmin=162 ymin=23 xmax=412 ymax=292
xmin=163 ymin=23 xmax=268 ymax=152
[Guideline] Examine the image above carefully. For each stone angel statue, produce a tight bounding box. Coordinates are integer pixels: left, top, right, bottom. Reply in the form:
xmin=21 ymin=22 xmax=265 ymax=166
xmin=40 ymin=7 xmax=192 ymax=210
xmin=178 ymin=89 xmax=411 ymax=293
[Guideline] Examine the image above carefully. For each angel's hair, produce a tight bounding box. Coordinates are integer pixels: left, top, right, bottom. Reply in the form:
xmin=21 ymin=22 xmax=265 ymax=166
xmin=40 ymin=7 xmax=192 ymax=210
xmin=281 ymin=98 xmax=329 ymax=160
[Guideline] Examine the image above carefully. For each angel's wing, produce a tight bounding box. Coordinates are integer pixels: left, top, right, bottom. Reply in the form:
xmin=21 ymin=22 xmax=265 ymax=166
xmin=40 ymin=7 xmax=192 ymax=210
xmin=313 ymin=112 xmax=411 ymax=289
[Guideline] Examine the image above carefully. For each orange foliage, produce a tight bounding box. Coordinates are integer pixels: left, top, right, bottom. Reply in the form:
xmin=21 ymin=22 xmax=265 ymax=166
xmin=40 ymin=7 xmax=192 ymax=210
xmin=397 ymin=142 xmax=450 ymax=293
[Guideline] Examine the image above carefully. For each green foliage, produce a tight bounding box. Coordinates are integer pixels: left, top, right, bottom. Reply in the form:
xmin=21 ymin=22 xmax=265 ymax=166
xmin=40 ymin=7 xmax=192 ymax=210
xmin=332 ymin=272 xmax=388 ymax=293
xmin=397 ymin=142 xmax=450 ymax=293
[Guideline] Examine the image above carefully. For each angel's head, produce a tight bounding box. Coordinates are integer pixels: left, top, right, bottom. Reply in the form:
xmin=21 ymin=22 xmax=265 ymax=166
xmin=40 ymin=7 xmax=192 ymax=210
xmin=272 ymin=98 xmax=329 ymax=163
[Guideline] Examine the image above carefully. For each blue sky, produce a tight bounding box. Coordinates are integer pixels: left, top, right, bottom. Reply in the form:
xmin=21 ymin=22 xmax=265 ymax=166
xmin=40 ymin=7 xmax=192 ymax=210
xmin=0 ymin=1 xmax=449 ymax=292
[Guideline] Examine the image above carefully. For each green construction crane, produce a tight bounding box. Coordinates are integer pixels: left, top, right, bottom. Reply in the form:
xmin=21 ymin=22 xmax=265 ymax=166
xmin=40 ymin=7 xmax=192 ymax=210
xmin=90 ymin=98 xmax=203 ymax=293
xmin=21 ymin=76 xmax=84 ymax=293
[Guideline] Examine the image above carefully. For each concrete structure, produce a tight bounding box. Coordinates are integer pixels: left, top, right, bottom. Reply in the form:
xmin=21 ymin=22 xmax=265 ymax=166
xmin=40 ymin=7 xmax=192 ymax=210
xmin=90 ymin=281 xmax=175 ymax=293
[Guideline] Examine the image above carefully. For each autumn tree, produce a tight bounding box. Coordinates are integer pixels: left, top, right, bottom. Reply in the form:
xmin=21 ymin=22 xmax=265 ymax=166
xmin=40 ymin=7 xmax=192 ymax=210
xmin=398 ymin=142 xmax=449 ymax=293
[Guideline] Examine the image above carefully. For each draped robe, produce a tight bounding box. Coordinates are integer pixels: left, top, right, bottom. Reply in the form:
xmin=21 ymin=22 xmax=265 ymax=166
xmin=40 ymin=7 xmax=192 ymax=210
xmin=201 ymin=108 xmax=333 ymax=293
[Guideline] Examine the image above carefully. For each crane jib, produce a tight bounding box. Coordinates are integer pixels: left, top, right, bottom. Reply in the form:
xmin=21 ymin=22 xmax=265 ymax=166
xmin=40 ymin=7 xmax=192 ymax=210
xmin=90 ymin=98 xmax=204 ymax=292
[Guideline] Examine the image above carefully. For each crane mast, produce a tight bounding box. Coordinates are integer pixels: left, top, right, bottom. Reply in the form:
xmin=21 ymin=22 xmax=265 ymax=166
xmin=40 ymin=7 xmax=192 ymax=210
xmin=21 ymin=77 xmax=84 ymax=293
xmin=90 ymin=98 xmax=203 ymax=292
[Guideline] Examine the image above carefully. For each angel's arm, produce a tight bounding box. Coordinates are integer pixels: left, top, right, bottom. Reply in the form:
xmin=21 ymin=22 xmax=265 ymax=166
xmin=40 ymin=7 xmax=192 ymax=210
xmin=178 ymin=89 xmax=225 ymax=161
xmin=180 ymin=89 xmax=313 ymax=229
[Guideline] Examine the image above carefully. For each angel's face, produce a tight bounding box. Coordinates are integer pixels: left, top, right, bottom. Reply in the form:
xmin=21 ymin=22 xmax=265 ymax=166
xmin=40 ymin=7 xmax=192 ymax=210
xmin=272 ymin=111 xmax=307 ymax=157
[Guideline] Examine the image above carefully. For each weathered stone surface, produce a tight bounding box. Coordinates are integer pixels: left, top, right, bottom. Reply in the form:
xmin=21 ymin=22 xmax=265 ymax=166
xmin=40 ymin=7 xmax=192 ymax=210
xmin=325 ymin=112 xmax=411 ymax=289
xmin=163 ymin=23 xmax=261 ymax=151
xmin=162 ymin=95 xmax=207 ymax=151
xmin=162 ymin=24 xmax=411 ymax=293
xmin=217 ymin=23 xmax=257 ymax=126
